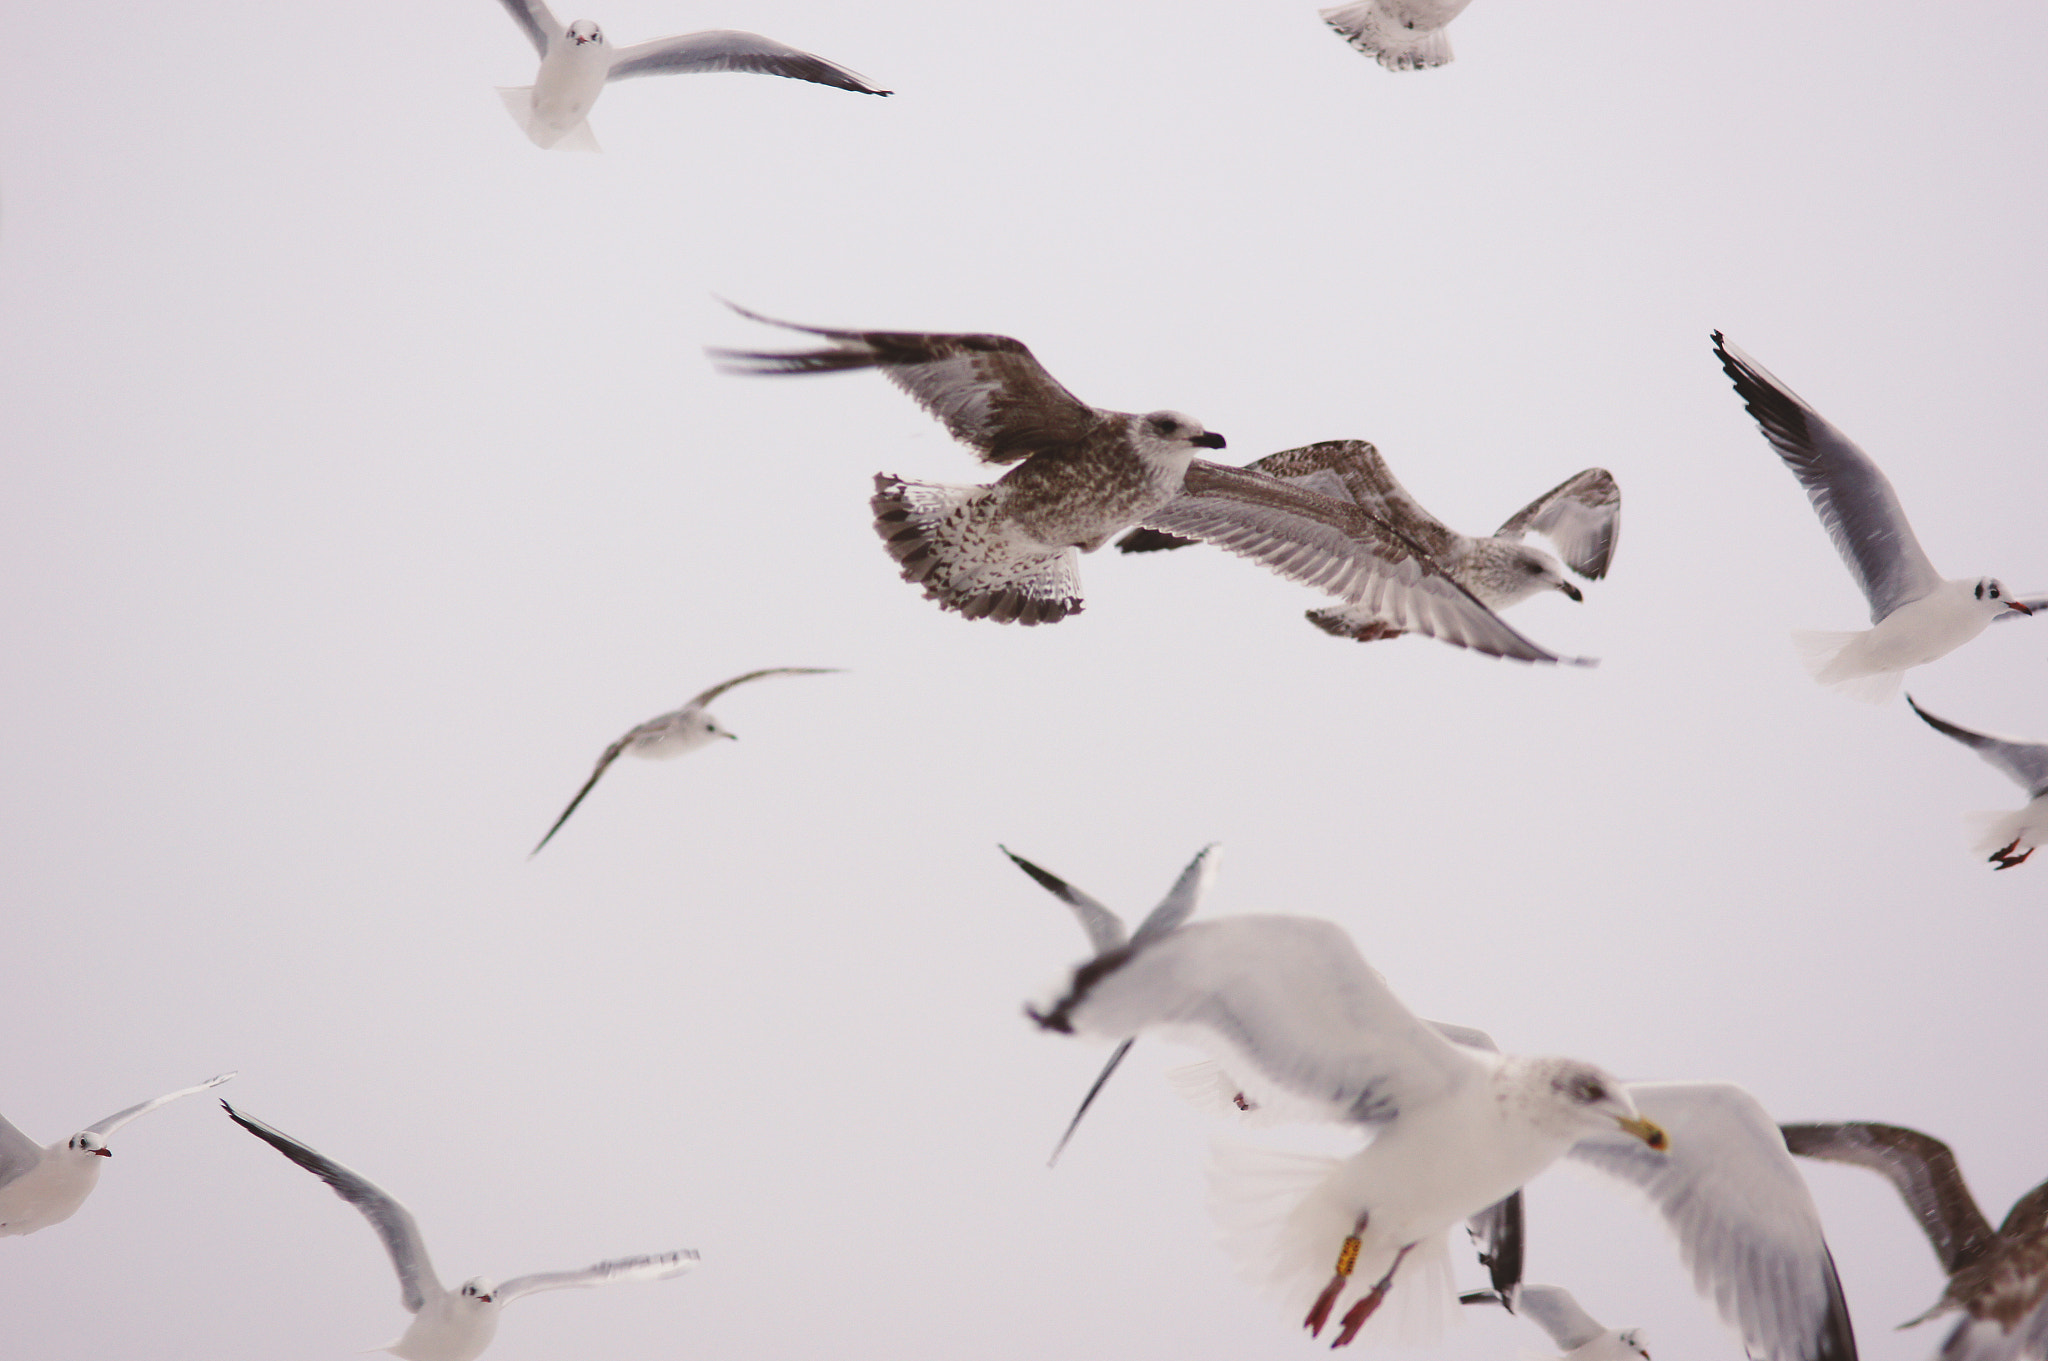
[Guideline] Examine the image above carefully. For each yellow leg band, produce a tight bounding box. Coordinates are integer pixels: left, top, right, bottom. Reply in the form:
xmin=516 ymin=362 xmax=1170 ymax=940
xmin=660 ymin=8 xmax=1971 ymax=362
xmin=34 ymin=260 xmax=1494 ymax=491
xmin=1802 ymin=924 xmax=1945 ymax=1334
xmin=1334 ymin=1234 xmax=1361 ymax=1277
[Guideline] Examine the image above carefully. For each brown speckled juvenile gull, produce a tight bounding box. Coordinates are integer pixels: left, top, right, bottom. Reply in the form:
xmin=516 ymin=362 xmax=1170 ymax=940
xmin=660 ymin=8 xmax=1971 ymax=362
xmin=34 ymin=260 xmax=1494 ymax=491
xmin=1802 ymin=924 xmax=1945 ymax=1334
xmin=711 ymin=304 xmax=1225 ymax=625
xmin=1319 ymin=0 xmax=1474 ymax=71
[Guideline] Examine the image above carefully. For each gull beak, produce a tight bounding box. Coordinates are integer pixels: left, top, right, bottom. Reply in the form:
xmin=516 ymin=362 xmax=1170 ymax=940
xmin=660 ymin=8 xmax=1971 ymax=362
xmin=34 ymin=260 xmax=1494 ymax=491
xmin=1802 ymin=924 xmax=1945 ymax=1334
xmin=93 ymin=1148 xmax=113 ymax=1158
xmin=2008 ymin=600 xmax=2034 ymax=615
xmin=1558 ymin=581 xmax=1583 ymax=602
xmin=1193 ymin=431 xmax=1227 ymax=450
xmin=1617 ymin=1115 xmax=1667 ymax=1150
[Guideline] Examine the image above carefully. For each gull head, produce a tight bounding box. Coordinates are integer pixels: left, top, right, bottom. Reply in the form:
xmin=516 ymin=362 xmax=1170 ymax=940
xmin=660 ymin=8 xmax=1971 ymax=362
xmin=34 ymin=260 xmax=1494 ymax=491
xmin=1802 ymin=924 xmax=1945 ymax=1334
xmin=1524 ymin=1059 xmax=1667 ymax=1149
xmin=1973 ymin=577 xmax=2033 ymax=616
xmin=65 ymin=1131 xmax=111 ymax=1159
xmin=566 ymin=19 xmax=604 ymax=46
xmin=1492 ymin=542 xmax=1581 ymax=607
xmin=1614 ymin=1327 xmax=1652 ymax=1359
xmin=1137 ymin=410 xmax=1227 ymax=454
xmin=458 ymin=1277 xmax=497 ymax=1306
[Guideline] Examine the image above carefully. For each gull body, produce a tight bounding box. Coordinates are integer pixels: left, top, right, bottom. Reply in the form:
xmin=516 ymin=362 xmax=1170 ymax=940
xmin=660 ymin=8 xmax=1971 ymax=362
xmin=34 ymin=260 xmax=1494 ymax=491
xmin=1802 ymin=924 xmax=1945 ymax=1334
xmin=1906 ymin=696 xmax=2048 ymax=870
xmin=1319 ymin=0 xmax=1475 ymax=70
xmin=0 ymin=1073 xmax=234 ymax=1237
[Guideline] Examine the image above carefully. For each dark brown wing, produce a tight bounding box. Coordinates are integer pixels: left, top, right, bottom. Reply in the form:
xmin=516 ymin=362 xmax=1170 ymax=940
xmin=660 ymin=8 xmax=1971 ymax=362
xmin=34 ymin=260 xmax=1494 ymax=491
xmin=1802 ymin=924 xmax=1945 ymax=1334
xmin=1781 ymin=1121 xmax=2000 ymax=1276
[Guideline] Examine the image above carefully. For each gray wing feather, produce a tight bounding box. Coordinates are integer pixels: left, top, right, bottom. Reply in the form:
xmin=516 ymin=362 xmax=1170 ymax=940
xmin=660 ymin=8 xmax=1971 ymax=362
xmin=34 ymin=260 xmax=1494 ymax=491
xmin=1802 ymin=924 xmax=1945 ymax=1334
xmin=1907 ymin=697 xmax=2048 ymax=800
xmin=1713 ymin=333 xmax=1942 ymax=623
xmin=683 ymin=666 xmax=841 ymax=713
xmin=531 ymin=734 xmax=633 ymax=857
xmin=1517 ymin=1283 xmax=1608 ymax=1351
xmin=221 ymin=1102 xmax=441 ymax=1314
xmin=1001 ymin=846 xmax=1128 ymax=955
xmin=1130 ymin=843 xmax=1220 ymax=947
xmin=1494 ymin=468 xmax=1622 ymax=580
xmin=0 ymin=1112 xmax=44 ymax=1189
xmin=1249 ymin=440 xmax=1459 ymax=560
xmin=1779 ymin=1120 xmax=1999 ymax=1277
xmin=1427 ymin=1020 xmax=1500 ymax=1053
xmin=607 ymin=31 xmax=887 ymax=93
xmin=1569 ymin=1082 xmax=1858 ymax=1361
xmin=495 ymin=1249 xmax=699 ymax=1305
xmin=85 ymin=1072 xmax=236 ymax=1138
xmin=1465 ymin=1191 xmax=1523 ymax=1297
xmin=494 ymin=0 xmax=558 ymax=57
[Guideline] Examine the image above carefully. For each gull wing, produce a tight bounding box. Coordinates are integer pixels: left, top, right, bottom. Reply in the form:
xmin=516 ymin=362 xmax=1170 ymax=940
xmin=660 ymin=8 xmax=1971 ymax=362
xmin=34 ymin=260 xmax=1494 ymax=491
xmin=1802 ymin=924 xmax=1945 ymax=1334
xmin=1001 ymin=846 xmax=1128 ymax=955
xmin=0 ymin=1112 xmax=44 ymax=1189
xmin=1779 ymin=1120 xmax=1999 ymax=1278
xmin=1570 ymin=1082 xmax=1857 ymax=1361
xmin=494 ymin=0 xmax=559 ymax=58
xmin=531 ymin=733 xmax=634 ymax=857
xmin=84 ymin=1072 xmax=236 ymax=1138
xmin=682 ymin=666 xmax=841 ymax=713
xmin=1907 ymin=697 xmax=2048 ymax=800
xmin=495 ymin=1249 xmax=699 ymax=1305
xmin=1517 ymin=1283 xmax=1608 ymax=1351
xmin=1141 ymin=461 xmax=1592 ymax=665
xmin=1494 ymin=468 xmax=1622 ymax=581
xmin=1031 ymin=915 xmax=1488 ymax=1127
xmin=1465 ymin=1191 xmax=1524 ymax=1298
xmin=607 ymin=32 xmax=887 ymax=94
xmin=1130 ymin=843 xmax=1220 ymax=947
xmin=711 ymin=304 xmax=1104 ymax=465
xmin=1712 ymin=333 xmax=1942 ymax=623
xmin=222 ymin=1102 xmax=441 ymax=1314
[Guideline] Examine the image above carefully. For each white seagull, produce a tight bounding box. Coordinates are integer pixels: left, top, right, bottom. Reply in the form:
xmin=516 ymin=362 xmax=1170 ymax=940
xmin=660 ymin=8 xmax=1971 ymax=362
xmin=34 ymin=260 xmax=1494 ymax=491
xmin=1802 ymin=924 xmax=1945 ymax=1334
xmin=491 ymin=0 xmax=889 ymax=151
xmin=1782 ymin=1121 xmax=2048 ymax=1361
xmin=222 ymin=1102 xmax=697 ymax=1361
xmin=1120 ymin=440 xmax=1616 ymax=653
xmin=531 ymin=666 xmax=840 ymax=855
xmin=1906 ymin=696 xmax=2048 ymax=870
xmin=1464 ymin=1283 xmax=1651 ymax=1361
xmin=1029 ymin=912 xmax=1855 ymax=1358
xmin=711 ymin=305 xmax=1228 ymax=625
xmin=0 ymin=1072 xmax=234 ymax=1237
xmin=1712 ymin=333 xmax=2034 ymax=701
xmin=1318 ymin=0 xmax=1474 ymax=71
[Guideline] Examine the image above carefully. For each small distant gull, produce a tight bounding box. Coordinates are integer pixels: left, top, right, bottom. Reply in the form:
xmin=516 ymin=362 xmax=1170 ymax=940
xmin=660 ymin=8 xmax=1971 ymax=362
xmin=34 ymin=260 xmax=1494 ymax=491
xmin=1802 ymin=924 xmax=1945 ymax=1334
xmin=492 ymin=0 xmax=888 ymax=151
xmin=1462 ymin=1284 xmax=1651 ymax=1361
xmin=1319 ymin=1 xmax=1474 ymax=71
xmin=1905 ymin=696 xmax=2048 ymax=871
xmin=710 ymin=304 xmax=1227 ymax=625
xmin=1120 ymin=440 xmax=1616 ymax=654
xmin=222 ymin=1101 xmax=696 ymax=1361
xmin=0 ymin=1072 xmax=234 ymax=1236
xmin=1782 ymin=1120 xmax=2048 ymax=1361
xmin=1712 ymin=333 xmax=2034 ymax=701
xmin=531 ymin=667 xmax=839 ymax=855
xmin=1029 ymin=910 xmax=1855 ymax=1358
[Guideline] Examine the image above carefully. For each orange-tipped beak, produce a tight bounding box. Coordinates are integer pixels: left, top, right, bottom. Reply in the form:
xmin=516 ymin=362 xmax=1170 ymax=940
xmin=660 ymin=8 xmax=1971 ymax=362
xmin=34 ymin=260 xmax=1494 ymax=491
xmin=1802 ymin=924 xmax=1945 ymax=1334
xmin=1618 ymin=1115 xmax=1667 ymax=1150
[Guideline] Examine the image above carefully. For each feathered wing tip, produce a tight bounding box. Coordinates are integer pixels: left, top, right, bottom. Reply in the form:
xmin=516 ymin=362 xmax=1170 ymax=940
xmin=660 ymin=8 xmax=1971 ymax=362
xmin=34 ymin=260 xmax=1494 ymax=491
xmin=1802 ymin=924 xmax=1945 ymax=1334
xmin=1116 ymin=526 xmax=1199 ymax=554
xmin=871 ymin=475 xmax=1083 ymax=625
xmin=1790 ymin=629 xmax=1900 ymax=702
xmin=1319 ymin=3 xmax=1455 ymax=70
xmin=1304 ymin=606 xmax=1409 ymax=643
xmin=494 ymin=86 xmax=600 ymax=150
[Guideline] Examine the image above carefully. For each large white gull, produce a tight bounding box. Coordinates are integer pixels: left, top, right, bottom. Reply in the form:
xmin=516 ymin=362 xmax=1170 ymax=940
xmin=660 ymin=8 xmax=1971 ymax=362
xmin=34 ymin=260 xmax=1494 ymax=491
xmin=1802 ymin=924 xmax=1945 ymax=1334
xmin=223 ymin=1101 xmax=696 ymax=1361
xmin=491 ymin=0 xmax=888 ymax=151
xmin=1712 ymin=333 xmax=2034 ymax=701
xmin=1906 ymin=696 xmax=2048 ymax=871
xmin=0 ymin=1072 xmax=234 ymax=1236
xmin=1028 ymin=910 xmax=1855 ymax=1358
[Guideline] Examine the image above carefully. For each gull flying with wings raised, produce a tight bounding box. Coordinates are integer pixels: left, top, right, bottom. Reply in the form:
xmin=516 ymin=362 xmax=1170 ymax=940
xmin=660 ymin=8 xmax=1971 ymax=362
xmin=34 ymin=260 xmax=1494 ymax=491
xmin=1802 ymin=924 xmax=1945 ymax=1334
xmin=0 ymin=1072 xmax=234 ymax=1236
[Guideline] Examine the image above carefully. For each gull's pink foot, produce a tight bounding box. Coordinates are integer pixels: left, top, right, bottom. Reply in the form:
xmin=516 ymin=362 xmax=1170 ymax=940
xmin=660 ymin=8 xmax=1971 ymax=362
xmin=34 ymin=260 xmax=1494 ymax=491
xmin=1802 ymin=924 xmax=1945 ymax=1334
xmin=1331 ymin=1244 xmax=1413 ymax=1349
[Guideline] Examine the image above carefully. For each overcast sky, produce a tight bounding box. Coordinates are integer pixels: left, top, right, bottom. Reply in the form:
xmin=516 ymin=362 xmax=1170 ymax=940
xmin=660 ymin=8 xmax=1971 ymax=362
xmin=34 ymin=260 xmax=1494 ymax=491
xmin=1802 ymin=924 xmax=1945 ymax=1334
xmin=2 ymin=2 xmax=2045 ymax=1358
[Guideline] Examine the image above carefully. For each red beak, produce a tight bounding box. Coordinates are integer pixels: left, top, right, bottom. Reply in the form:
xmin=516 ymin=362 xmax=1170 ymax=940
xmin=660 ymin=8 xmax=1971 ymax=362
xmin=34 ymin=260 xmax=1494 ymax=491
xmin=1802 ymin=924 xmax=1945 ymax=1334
xmin=2009 ymin=600 xmax=2035 ymax=614
xmin=93 ymin=1149 xmax=112 ymax=1158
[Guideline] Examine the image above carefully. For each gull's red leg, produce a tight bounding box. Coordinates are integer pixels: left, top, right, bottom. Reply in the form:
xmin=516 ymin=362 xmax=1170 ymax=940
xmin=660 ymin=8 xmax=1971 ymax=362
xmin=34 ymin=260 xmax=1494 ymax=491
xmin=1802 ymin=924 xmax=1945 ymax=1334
xmin=1331 ymin=1243 xmax=1415 ymax=1348
xmin=1304 ymin=1214 xmax=1370 ymax=1338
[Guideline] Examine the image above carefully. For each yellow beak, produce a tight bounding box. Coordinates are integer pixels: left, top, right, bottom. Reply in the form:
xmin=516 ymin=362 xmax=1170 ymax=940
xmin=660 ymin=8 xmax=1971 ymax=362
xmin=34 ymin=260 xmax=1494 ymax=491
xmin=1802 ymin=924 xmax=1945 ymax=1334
xmin=1618 ymin=1115 xmax=1668 ymax=1150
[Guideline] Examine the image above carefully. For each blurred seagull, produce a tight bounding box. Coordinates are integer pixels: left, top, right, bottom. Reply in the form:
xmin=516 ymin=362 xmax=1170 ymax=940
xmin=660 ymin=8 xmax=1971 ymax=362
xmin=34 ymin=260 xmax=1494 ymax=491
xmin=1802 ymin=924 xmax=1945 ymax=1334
xmin=1712 ymin=333 xmax=2034 ymax=701
xmin=1462 ymin=1284 xmax=1651 ymax=1361
xmin=492 ymin=0 xmax=889 ymax=151
xmin=1782 ymin=1121 xmax=2047 ymax=1361
xmin=1906 ymin=696 xmax=2048 ymax=870
xmin=1319 ymin=0 xmax=1474 ymax=71
xmin=1029 ymin=912 xmax=1856 ymax=1358
xmin=531 ymin=666 xmax=840 ymax=855
xmin=711 ymin=304 xmax=1227 ymax=625
xmin=223 ymin=1102 xmax=697 ymax=1361
xmin=1119 ymin=440 xmax=1616 ymax=652
xmin=0 ymin=1072 xmax=234 ymax=1236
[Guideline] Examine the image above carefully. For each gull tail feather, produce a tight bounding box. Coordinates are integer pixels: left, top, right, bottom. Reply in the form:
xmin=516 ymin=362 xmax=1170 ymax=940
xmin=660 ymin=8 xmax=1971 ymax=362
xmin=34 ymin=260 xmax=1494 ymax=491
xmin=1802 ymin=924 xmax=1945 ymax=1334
xmin=1791 ymin=629 xmax=1899 ymax=703
xmin=871 ymin=475 xmax=1082 ymax=626
xmin=495 ymin=86 xmax=601 ymax=151
xmin=1319 ymin=3 xmax=1455 ymax=70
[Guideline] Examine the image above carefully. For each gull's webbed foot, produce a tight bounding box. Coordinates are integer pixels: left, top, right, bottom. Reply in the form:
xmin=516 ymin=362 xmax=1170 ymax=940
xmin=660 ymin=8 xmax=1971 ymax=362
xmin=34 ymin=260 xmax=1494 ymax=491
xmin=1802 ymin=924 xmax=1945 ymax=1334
xmin=1990 ymin=838 xmax=2035 ymax=870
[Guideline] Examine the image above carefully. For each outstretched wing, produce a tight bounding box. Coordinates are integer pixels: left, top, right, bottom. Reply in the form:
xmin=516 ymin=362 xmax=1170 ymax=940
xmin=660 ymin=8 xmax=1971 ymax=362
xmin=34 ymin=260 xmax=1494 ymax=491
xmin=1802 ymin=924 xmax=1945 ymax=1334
xmin=531 ymin=735 xmax=633 ymax=857
xmin=711 ymin=304 xmax=1104 ymax=465
xmin=1780 ymin=1119 xmax=1999 ymax=1278
xmin=1001 ymin=846 xmax=1127 ymax=955
xmin=607 ymin=31 xmax=888 ymax=93
xmin=1570 ymin=1082 xmax=1857 ymax=1361
xmin=684 ymin=666 xmax=842 ymax=713
xmin=1712 ymin=333 xmax=1942 ymax=623
xmin=1465 ymin=1192 xmax=1524 ymax=1299
xmin=0 ymin=1112 xmax=44 ymax=1189
xmin=494 ymin=0 xmax=560 ymax=58
xmin=1140 ymin=461 xmax=1592 ymax=665
xmin=221 ymin=1102 xmax=441 ymax=1313
xmin=1907 ymin=697 xmax=2048 ymax=800
xmin=495 ymin=1249 xmax=700 ymax=1305
xmin=85 ymin=1072 xmax=236 ymax=1138
xmin=1495 ymin=468 xmax=1622 ymax=581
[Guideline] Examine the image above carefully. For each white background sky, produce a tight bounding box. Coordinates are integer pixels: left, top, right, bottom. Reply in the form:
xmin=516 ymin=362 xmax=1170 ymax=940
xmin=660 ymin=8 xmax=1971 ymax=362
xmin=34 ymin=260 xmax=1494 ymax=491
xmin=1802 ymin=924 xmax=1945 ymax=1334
xmin=2 ymin=2 xmax=2045 ymax=1358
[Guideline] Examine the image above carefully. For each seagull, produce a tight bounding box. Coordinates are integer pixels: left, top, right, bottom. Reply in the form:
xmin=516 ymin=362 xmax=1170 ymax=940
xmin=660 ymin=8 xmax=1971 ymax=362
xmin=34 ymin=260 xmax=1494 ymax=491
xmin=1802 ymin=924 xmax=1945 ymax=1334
xmin=710 ymin=304 xmax=1227 ymax=625
xmin=1318 ymin=0 xmax=1474 ymax=71
xmin=1028 ymin=910 xmax=1855 ymax=1358
xmin=1712 ymin=333 xmax=2034 ymax=701
xmin=1119 ymin=440 xmax=1617 ymax=650
xmin=1781 ymin=1120 xmax=2048 ymax=1361
xmin=1905 ymin=696 xmax=2048 ymax=870
xmin=1462 ymin=1284 xmax=1652 ymax=1361
xmin=222 ymin=1101 xmax=697 ymax=1361
xmin=531 ymin=666 xmax=840 ymax=855
xmin=0 ymin=1072 xmax=234 ymax=1237
xmin=491 ymin=0 xmax=889 ymax=151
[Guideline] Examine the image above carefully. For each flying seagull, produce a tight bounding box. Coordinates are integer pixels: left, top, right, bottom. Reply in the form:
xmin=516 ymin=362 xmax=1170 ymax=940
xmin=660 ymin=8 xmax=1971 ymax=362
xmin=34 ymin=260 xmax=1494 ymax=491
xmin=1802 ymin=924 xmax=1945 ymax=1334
xmin=1712 ymin=333 xmax=2034 ymax=701
xmin=1120 ymin=440 xmax=1616 ymax=649
xmin=710 ymin=304 xmax=1227 ymax=625
xmin=222 ymin=1101 xmax=697 ymax=1361
xmin=491 ymin=0 xmax=889 ymax=151
xmin=1905 ymin=696 xmax=2048 ymax=870
xmin=1318 ymin=0 xmax=1474 ymax=71
xmin=0 ymin=1072 xmax=235 ymax=1236
xmin=1781 ymin=1120 xmax=2047 ymax=1361
xmin=531 ymin=666 xmax=840 ymax=855
xmin=1461 ymin=1284 xmax=1652 ymax=1361
xmin=1029 ymin=912 xmax=1855 ymax=1358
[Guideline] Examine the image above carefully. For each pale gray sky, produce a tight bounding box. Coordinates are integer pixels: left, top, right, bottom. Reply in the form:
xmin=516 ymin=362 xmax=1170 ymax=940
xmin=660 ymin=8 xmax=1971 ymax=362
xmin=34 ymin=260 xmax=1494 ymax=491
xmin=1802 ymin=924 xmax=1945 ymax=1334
xmin=1 ymin=2 xmax=2044 ymax=1358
